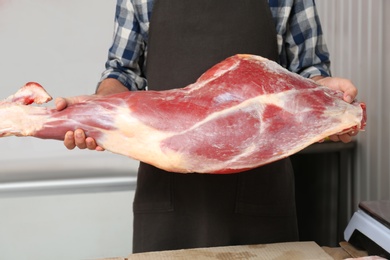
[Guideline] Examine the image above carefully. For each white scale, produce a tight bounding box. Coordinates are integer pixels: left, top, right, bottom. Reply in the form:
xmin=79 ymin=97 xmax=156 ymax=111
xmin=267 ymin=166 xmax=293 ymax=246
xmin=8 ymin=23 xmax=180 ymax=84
xmin=344 ymin=200 xmax=390 ymax=258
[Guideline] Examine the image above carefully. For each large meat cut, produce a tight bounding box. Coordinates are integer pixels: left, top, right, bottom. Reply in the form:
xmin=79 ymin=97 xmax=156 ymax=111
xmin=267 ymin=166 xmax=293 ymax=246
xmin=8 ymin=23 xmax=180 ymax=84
xmin=0 ymin=54 xmax=366 ymax=173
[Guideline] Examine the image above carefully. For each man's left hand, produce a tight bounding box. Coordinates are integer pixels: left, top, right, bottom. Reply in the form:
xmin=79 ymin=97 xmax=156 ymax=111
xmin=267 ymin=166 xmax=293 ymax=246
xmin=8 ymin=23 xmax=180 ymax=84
xmin=312 ymin=76 xmax=359 ymax=143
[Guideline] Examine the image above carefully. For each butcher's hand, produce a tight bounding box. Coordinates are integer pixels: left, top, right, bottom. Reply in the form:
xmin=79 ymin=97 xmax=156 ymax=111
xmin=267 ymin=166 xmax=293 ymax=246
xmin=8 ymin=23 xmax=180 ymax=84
xmin=312 ymin=76 xmax=359 ymax=143
xmin=55 ymin=95 xmax=105 ymax=151
xmin=55 ymin=78 xmax=129 ymax=151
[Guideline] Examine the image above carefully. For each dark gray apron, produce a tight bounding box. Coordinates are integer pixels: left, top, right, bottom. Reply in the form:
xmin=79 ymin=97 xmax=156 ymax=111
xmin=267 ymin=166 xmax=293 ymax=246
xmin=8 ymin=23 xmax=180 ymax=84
xmin=133 ymin=0 xmax=298 ymax=253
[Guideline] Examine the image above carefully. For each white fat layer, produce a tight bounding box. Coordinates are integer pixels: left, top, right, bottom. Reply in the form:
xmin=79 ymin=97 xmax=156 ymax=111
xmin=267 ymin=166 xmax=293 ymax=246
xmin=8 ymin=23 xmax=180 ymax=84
xmin=0 ymin=105 xmax=49 ymax=136
xmin=6 ymin=84 xmax=52 ymax=104
xmin=98 ymin=103 xmax=187 ymax=172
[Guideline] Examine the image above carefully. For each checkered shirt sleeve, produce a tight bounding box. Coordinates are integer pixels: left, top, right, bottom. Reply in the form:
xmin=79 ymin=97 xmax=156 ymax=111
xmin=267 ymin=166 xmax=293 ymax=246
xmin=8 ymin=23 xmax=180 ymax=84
xmin=99 ymin=0 xmax=152 ymax=91
xmin=269 ymin=0 xmax=331 ymax=78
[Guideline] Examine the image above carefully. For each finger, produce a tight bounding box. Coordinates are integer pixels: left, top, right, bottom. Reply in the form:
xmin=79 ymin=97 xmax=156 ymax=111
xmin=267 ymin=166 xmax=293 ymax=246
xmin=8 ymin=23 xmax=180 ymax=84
xmin=88 ymin=139 xmax=105 ymax=151
xmin=348 ymin=130 xmax=358 ymax=137
xmin=339 ymin=79 xmax=358 ymax=103
xmin=85 ymin=137 xmax=98 ymax=150
xmin=55 ymin=96 xmax=87 ymax=111
xmin=64 ymin=131 xmax=76 ymax=150
xmin=74 ymin=129 xmax=87 ymax=149
xmin=54 ymin=97 xmax=68 ymax=111
xmin=316 ymin=77 xmax=358 ymax=103
xmin=338 ymin=133 xmax=352 ymax=143
xmin=328 ymin=134 xmax=340 ymax=142
xmin=95 ymin=146 xmax=105 ymax=152
xmin=86 ymin=137 xmax=105 ymax=151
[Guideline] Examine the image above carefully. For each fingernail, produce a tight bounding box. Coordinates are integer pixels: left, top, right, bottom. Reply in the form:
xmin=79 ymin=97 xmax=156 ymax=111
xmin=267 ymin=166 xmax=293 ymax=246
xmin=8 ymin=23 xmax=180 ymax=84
xmin=75 ymin=131 xmax=83 ymax=138
xmin=345 ymin=95 xmax=353 ymax=103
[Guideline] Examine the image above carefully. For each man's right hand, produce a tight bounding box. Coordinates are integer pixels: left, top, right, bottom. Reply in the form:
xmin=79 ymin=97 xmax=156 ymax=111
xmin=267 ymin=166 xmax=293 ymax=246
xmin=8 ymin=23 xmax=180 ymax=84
xmin=55 ymin=96 xmax=105 ymax=151
xmin=56 ymin=78 xmax=130 ymax=151
xmin=64 ymin=128 xmax=104 ymax=151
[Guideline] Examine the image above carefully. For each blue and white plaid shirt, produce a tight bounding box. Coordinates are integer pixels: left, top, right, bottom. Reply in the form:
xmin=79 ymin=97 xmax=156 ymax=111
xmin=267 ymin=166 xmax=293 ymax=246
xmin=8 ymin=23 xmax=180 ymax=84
xmin=100 ymin=0 xmax=331 ymax=91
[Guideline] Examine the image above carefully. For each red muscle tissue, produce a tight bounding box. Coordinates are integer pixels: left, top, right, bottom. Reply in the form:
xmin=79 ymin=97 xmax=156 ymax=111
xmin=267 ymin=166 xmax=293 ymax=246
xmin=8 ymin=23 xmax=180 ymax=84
xmin=0 ymin=54 xmax=366 ymax=173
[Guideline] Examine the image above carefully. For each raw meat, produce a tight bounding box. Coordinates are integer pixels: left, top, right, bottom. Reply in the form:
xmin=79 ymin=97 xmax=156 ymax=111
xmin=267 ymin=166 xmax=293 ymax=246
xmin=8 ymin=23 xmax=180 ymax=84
xmin=0 ymin=54 xmax=366 ymax=173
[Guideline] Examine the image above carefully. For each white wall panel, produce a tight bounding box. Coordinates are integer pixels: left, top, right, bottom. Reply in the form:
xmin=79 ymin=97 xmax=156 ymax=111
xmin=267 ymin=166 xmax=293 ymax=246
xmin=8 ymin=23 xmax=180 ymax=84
xmin=316 ymin=0 xmax=390 ymax=206
xmin=0 ymin=0 xmax=136 ymax=171
xmin=0 ymin=2 xmax=137 ymax=259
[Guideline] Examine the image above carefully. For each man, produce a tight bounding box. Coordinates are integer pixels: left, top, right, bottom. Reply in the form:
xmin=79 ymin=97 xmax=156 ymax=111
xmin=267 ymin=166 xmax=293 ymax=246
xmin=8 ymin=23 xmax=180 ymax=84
xmin=56 ymin=0 xmax=358 ymax=253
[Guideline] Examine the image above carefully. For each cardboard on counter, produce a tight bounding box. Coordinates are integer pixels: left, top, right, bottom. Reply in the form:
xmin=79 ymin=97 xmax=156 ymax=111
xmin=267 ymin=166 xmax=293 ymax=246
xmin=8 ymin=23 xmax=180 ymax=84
xmin=99 ymin=241 xmax=336 ymax=260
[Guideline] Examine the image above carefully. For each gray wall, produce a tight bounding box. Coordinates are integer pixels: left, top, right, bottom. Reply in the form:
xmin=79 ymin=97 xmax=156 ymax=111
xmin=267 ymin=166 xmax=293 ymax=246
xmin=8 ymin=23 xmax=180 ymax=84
xmin=0 ymin=0 xmax=128 ymax=164
xmin=316 ymin=0 xmax=390 ymax=204
xmin=0 ymin=1 xmax=137 ymax=259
